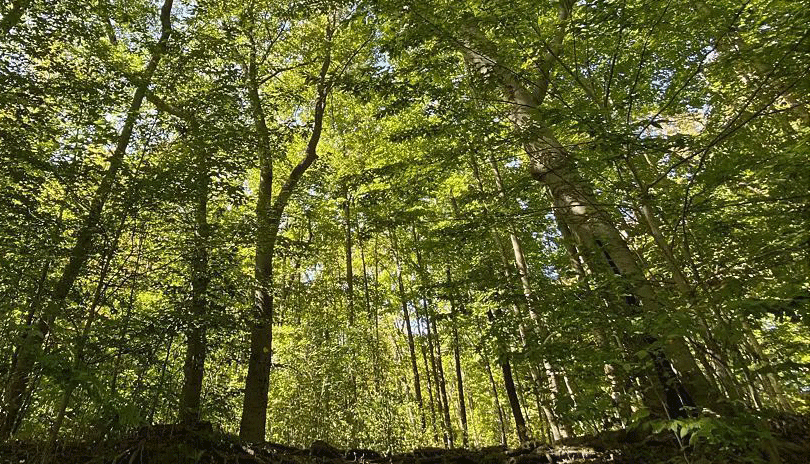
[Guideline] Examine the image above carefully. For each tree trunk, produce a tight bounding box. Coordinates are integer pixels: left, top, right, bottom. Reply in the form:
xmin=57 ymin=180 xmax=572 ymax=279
xmin=343 ymin=191 xmax=354 ymax=324
xmin=412 ymin=227 xmax=454 ymax=447
xmin=486 ymin=309 xmax=529 ymax=443
xmin=447 ymin=269 xmax=469 ymax=447
xmin=431 ymin=316 xmax=454 ymax=447
xmin=487 ymin=154 xmax=571 ymax=439
xmin=240 ymin=28 xmax=330 ymax=441
xmin=462 ymin=30 xmax=713 ymax=419
xmin=481 ymin=349 xmax=508 ymax=447
xmin=180 ymin=133 xmax=210 ymax=425
xmin=148 ymin=334 xmax=175 ymax=424
xmin=501 ymin=351 xmax=529 ymax=443
xmin=421 ymin=341 xmax=440 ymax=443
xmin=391 ymin=229 xmax=426 ymax=431
xmin=743 ymin=321 xmax=794 ymax=412
xmin=0 ymin=0 xmax=174 ymax=438
xmin=45 ymin=180 xmax=140 ymax=452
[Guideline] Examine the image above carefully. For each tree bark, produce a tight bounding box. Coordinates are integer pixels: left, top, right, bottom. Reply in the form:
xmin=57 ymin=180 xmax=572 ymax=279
xmin=447 ymin=269 xmax=469 ymax=447
xmin=480 ymin=348 xmax=508 ymax=447
xmin=421 ymin=340 xmax=440 ymax=443
xmin=412 ymin=227 xmax=454 ymax=447
xmin=431 ymin=316 xmax=454 ymax=447
xmin=180 ymin=130 xmax=210 ymax=425
xmin=487 ymin=154 xmax=571 ymax=439
xmin=391 ymin=229 xmax=426 ymax=431
xmin=343 ymin=191 xmax=354 ymax=324
xmin=485 ymin=309 xmax=529 ymax=442
xmin=462 ymin=25 xmax=713 ymax=419
xmin=239 ymin=29 xmax=331 ymax=441
xmin=0 ymin=0 xmax=174 ymax=438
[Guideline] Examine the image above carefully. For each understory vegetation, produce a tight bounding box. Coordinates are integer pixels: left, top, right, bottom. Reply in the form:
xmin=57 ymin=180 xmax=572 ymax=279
xmin=1 ymin=0 xmax=809 ymax=462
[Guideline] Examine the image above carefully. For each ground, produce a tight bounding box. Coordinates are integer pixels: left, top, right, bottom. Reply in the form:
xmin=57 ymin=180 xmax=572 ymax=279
xmin=1 ymin=414 xmax=808 ymax=464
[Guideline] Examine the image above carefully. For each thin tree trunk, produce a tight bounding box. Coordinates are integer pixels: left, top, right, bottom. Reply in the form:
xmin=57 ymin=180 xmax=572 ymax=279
xmin=391 ymin=229 xmax=425 ymax=430
xmin=45 ymin=188 xmax=139 ymax=454
xmin=0 ymin=0 xmax=174 ymax=437
xmin=447 ymin=269 xmax=469 ymax=447
xmin=344 ymin=191 xmax=354 ymax=324
xmin=468 ymin=154 xmax=566 ymax=438
xmin=421 ymin=341 xmax=440 ymax=443
xmin=6 ymin=259 xmax=50 ymax=390
xmin=360 ymin=232 xmax=372 ymax=322
xmin=481 ymin=348 xmax=508 ymax=447
xmin=149 ymin=334 xmax=175 ymax=424
xmin=180 ymin=131 xmax=210 ymax=425
xmin=412 ymin=227 xmax=454 ymax=447
xmin=742 ymin=321 xmax=794 ymax=412
xmin=485 ymin=309 xmax=529 ymax=443
xmin=501 ymin=351 xmax=529 ymax=443
xmin=110 ymin=234 xmax=145 ymax=397
xmin=487 ymin=154 xmax=571 ymax=439
xmin=431 ymin=316 xmax=454 ymax=447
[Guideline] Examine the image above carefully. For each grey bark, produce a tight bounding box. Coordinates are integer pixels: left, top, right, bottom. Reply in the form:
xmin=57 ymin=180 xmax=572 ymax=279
xmin=461 ymin=22 xmax=713 ymax=418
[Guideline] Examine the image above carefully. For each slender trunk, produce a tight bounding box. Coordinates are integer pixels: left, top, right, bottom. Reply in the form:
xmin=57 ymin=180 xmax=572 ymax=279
xmin=239 ymin=28 xmax=330 ymax=441
xmin=343 ymin=192 xmax=354 ymax=324
xmin=180 ymin=133 xmax=210 ymax=425
xmin=45 ymin=192 xmax=137 ymax=453
xmin=743 ymin=321 xmax=794 ymax=412
xmin=391 ymin=229 xmax=425 ymax=430
xmin=45 ymin=271 xmax=106 ymax=457
xmin=488 ymin=154 xmax=570 ymax=439
xmin=421 ymin=341 xmax=440 ymax=443
xmin=6 ymin=259 xmax=50 ymax=388
xmin=485 ymin=309 xmax=529 ymax=442
xmin=501 ymin=351 xmax=529 ymax=443
xmin=469 ymin=154 xmax=566 ymax=438
xmin=623 ymin=157 xmax=744 ymax=411
xmin=360 ymin=233 xmax=372 ymax=322
xmin=412 ymin=227 xmax=453 ymax=447
xmin=149 ymin=334 xmax=175 ymax=424
xmin=481 ymin=349 xmax=508 ymax=447
xmin=110 ymin=234 xmax=145 ymax=396
xmin=0 ymin=0 xmax=174 ymax=437
xmin=431 ymin=317 xmax=454 ymax=447
xmin=447 ymin=270 xmax=469 ymax=447
xmin=359 ymin=236 xmax=378 ymax=387
xmin=392 ymin=328 xmax=417 ymax=429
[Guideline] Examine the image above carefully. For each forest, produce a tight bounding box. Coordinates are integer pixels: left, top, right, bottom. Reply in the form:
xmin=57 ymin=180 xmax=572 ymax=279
xmin=1 ymin=0 xmax=809 ymax=463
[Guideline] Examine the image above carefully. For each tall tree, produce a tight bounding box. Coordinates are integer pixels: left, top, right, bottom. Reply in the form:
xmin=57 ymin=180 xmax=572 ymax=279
xmin=240 ymin=13 xmax=334 ymax=441
xmin=1 ymin=0 xmax=176 ymax=437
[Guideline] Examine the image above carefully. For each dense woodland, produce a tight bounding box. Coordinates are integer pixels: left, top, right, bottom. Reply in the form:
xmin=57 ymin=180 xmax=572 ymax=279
xmin=1 ymin=0 xmax=809 ymax=462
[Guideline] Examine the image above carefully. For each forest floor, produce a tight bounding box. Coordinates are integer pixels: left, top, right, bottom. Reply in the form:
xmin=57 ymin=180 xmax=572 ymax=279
xmin=1 ymin=414 xmax=809 ymax=464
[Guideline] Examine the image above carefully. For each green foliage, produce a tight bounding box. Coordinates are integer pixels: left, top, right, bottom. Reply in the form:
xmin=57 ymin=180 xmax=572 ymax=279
xmin=0 ymin=0 xmax=808 ymax=459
